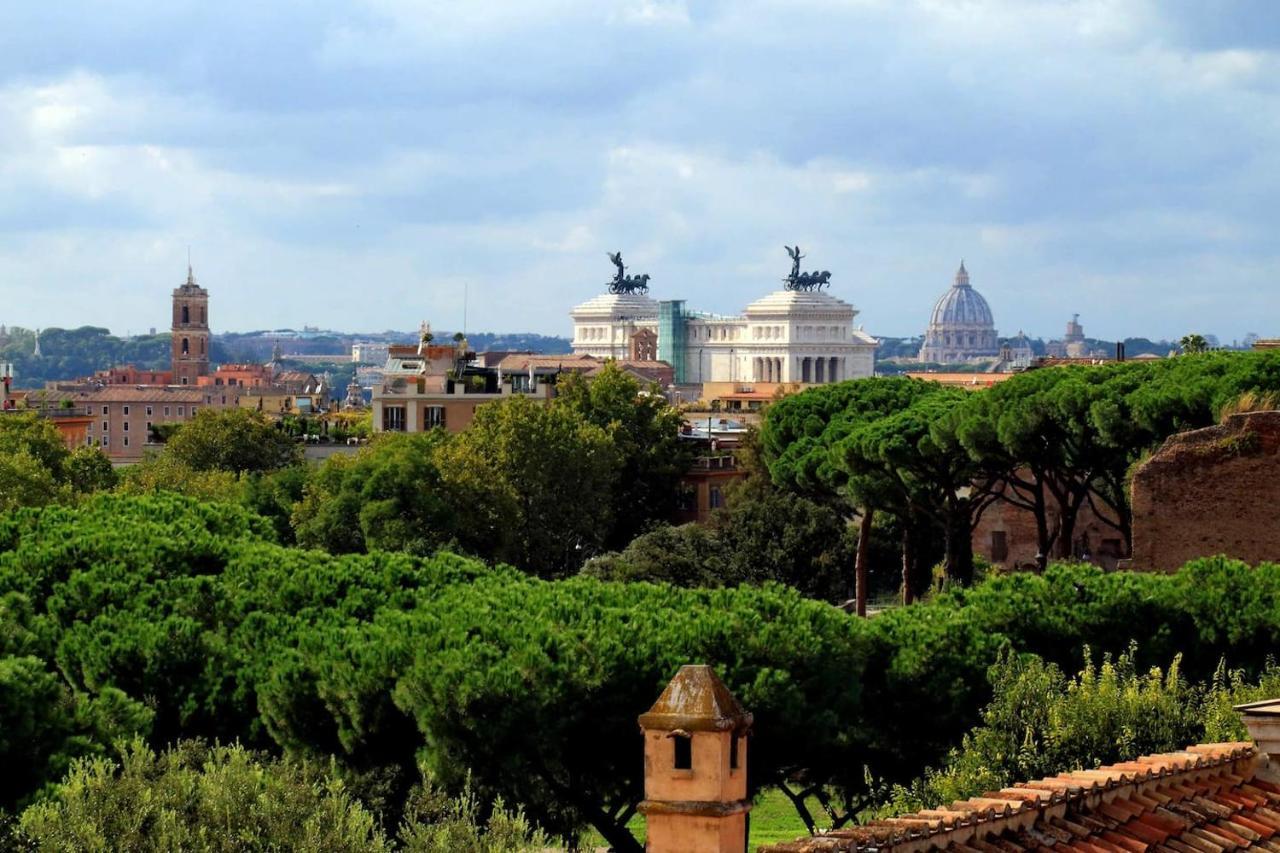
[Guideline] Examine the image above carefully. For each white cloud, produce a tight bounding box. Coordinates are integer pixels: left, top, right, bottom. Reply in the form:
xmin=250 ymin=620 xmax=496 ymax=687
xmin=0 ymin=0 xmax=1277 ymax=343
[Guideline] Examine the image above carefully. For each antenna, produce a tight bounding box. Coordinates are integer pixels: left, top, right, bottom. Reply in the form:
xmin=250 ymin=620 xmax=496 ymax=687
xmin=463 ymin=282 xmax=469 ymax=335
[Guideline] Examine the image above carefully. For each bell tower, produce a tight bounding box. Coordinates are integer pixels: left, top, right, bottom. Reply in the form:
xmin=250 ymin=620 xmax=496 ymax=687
xmin=172 ymin=263 xmax=210 ymax=386
xmin=639 ymin=665 xmax=753 ymax=853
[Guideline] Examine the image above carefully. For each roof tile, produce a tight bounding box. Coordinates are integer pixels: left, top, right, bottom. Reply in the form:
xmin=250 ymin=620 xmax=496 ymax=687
xmin=760 ymin=744 xmax=1265 ymax=853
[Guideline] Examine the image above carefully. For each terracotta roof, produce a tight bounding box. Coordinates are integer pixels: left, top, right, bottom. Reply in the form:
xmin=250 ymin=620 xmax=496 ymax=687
xmin=79 ymin=387 xmax=212 ymax=403
xmin=763 ymin=743 xmax=1274 ymax=853
xmin=497 ymin=353 xmax=600 ymax=372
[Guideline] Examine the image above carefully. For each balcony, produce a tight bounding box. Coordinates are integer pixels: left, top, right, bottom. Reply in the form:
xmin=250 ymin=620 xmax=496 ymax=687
xmin=691 ymin=454 xmax=738 ymax=471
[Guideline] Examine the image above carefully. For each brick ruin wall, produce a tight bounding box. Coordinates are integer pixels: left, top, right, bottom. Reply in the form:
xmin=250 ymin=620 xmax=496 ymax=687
xmin=1128 ymin=411 xmax=1280 ymax=572
xmin=972 ymin=483 xmax=1124 ymax=572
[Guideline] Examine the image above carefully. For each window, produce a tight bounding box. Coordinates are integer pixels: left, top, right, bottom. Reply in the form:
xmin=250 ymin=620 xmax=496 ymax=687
xmin=177 ymin=407 xmax=185 ymax=416
xmin=164 ymin=407 xmax=171 ymax=417
xmin=709 ymin=485 xmax=724 ymax=510
xmin=990 ymin=531 xmax=1009 ymax=562
xmin=182 ymin=305 xmax=190 ymax=324
xmin=425 ymin=406 xmax=446 ymax=429
xmin=673 ymin=735 xmax=692 ymax=771
xmin=182 ymin=337 xmax=189 ymax=355
xmin=102 ymin=421 xmax=109 ymax=432
xmin=123 ymin=436 xmax=130 ymax=447
xmin=182 ymin=377 xmax=189 ymax=385
xmin=191 ymin=406 xmax=198 ymax=415
xmin=383 ymin=406 xmax=406 ymax=432
xmin=123 ymin=422 xmax=129 ymax=432
xmin=102 ymin=406 xmax=109 ymax=415
xmin=676 ymin=484 xmax=697 ymax=512
xmin=145 ymin=406 xmax=152 ymax=416
xmin=123 ymin=406 xmax=129 ymax=415
xmin=100 ymin=437 xmax=108 ymax=447
xmin=730 ymin=735 xmax=741 ymax=771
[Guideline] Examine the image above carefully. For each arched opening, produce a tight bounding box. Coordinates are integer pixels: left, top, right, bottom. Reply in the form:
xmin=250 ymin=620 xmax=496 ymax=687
xmin=182 ymin=305 xmax=190 ymax=324
xmin=182 ymin=338 xmax=190 ymax=355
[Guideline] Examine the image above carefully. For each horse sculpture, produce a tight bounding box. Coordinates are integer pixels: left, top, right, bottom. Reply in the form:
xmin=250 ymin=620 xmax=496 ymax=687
xmin=782 ymin=247 xmax=832 ymax=291
xmin=785 ymin=269 xmax=833 ymax=291
xmin=606 ymin=251 xmax=652 ymax=295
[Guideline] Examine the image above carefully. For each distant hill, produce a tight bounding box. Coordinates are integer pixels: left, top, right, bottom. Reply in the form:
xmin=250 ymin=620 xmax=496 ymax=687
xmin=0 ymin=327 xmax=177 ymax=388
xmin=0 ymin=326 xmax=572 ymax=388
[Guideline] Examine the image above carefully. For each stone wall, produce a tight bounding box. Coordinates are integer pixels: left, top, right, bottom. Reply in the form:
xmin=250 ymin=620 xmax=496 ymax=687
xmin=1128 ymin=411 xmax=1280 ymax=572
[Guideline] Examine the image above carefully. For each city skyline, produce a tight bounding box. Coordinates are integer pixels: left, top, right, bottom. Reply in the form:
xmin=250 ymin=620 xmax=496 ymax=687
xmin=1 ymin=1 xmax=1277 ymax=341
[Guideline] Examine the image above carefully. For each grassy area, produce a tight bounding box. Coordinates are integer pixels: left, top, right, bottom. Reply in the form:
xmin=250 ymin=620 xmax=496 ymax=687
xmin=579 ymin=788 xmax=812 ymax=850
xmin=747 ymin=788 xmax=815 ymax=847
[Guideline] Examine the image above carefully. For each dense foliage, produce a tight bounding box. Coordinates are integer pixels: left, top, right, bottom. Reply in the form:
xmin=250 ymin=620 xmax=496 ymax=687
xmin=10 ymin=351 xmax=1280 ymax=848
xmin=762 ymin=351 xmax=1280 ymax=601
xmin=5 ymin=493 xmax=1280 ymax=846
xmin=0 ymin=413 xmax=115 ymax=510
xmin=14 ymin=740 xmax=550 ymax=852
xmin=555 ymin=364 xmax=693 ymax=548
xmin=882 ymin=647 xmax=1280 ymax=816
xmin=583 ymin=431 xmax=859 ymax=601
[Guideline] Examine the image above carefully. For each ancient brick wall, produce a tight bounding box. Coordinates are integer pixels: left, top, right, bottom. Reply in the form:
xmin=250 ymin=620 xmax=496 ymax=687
xmin=972 ymin=481 xmax=1124 ymax=572
xmin=1128 ymin=411 xmax=1280 ymax=572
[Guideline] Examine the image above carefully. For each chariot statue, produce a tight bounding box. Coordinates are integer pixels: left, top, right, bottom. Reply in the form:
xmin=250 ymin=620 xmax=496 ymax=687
xmin=783 ymin=245 xmax=832 ymax=292
xmin=606 ymin=251 xmax=652 ymax=295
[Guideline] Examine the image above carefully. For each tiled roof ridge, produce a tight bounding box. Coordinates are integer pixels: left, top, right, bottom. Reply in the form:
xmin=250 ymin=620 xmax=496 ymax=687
xmin=762 ymin=742 xmax=1259 ymax=853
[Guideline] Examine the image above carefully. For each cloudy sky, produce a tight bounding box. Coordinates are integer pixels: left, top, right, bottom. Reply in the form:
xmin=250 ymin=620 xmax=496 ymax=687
xmin=2 ymin=0 xmax=1278 ymax=341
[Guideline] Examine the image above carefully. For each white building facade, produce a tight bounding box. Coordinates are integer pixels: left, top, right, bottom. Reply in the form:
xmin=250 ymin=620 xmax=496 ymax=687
xmin=351 ymin=342 xmax=391 ymax=365
xmin=570 ymin=287 xmax=877 ymax=385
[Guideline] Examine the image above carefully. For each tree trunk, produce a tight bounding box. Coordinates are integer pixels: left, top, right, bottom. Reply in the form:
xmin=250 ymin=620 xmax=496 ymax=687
xmin=943 ymin=508 xmax=974 ymax=586
xmin=1054 ymin=486 xmax=1090 ymax=560
xmin=778 ymin=782 xmax=820 ymax=836
xmin=1032 ymin=488 xmax=1050 ymax=571
xmin=901 ymin=527 xmax=914 ymax=606
xmin=1056 ymin=507 xmax=1077 ymax=559
xmin=855 ymin=508 xmax=874 ymax=617
xmin=586 ymin=807 xmax=644 ymax=853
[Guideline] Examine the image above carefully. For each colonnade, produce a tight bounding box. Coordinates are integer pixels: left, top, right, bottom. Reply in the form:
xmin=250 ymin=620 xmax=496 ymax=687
xmin=751 ymin=355 xmax=848 ymax=383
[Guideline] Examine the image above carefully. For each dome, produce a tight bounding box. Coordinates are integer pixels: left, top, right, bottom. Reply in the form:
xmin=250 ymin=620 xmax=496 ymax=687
xmin=919 ymin=262 xmax=999 ymax=363
xmin=928 ymin=262 xmax=994 ymax=328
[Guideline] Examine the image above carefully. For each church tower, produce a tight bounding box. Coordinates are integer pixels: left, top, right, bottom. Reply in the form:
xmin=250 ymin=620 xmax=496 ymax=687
xmin=172 ymin=264 xmax=210 ymax=385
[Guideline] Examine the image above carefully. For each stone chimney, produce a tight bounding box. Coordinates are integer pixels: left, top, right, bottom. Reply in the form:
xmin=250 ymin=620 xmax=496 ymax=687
xmin=1236 ymin=699 xmax=1280 ymax=778
xmin=639 ymin=665 xmax=753 ymax=853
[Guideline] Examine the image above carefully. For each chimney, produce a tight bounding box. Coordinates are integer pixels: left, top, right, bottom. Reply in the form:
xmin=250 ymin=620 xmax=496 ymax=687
xmin=1237 ymin=699 xmax=1280 ymax=777
xmin=639 ymin=665 xmax=753 ymax=853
